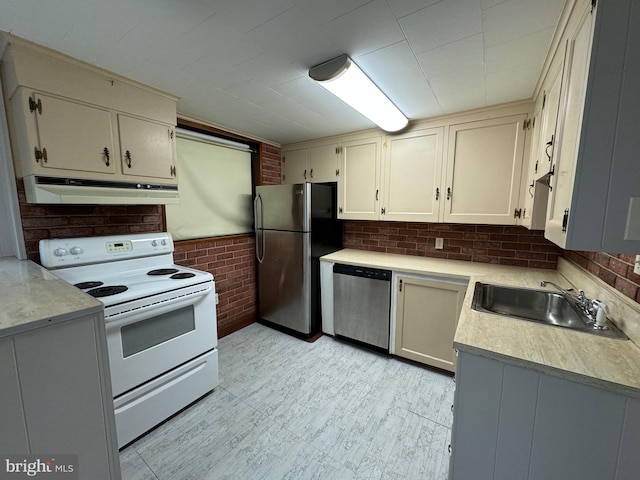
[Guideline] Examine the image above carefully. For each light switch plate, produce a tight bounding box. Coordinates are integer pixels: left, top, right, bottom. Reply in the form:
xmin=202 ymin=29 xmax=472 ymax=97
xmin=634 ymin=255 xmax=640 ymax=275
xmin=435 ymin=238 xmax=444 ymax=250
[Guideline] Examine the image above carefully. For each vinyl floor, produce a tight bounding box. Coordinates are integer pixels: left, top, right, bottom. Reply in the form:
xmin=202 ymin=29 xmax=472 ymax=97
xmin=119 ymin=323 xmax=455 ymax=480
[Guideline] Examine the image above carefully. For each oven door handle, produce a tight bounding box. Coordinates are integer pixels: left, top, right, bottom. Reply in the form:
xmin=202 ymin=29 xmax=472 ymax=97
xmin=105 ymin=284 xmax=213 ymax=328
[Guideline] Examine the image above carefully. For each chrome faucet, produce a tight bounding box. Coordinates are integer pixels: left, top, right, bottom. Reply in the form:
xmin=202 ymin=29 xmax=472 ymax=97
xmin=540 ymin=280 xmax=596 ymax=321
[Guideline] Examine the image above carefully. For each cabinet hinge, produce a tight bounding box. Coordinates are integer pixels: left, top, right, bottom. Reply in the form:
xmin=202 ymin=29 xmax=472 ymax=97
xmin=591 ymin=0 xmax=597 ymax=13
xmin=34 ymin=147 xmax=47 ymax=163
xmin=169 ymin=129 xmax=174 ymax=140
xmin=282 ymin=174 xmax=286 ymax=181
xmin=28 ymin=97 xmax=42 ymax=114
xmin=381 ymin=207 xmax=386 ymax=215
xmin=399 ymin=279 xmax=403 ymax=292
xmin=335 ymin=168 xmax=340 ymax=177
xmin=282 ymin=156 xmax=285 ymax=163
xmin=523 ymin=119 xmax=532 ymax=130
xmin=514 ymin=208 xmax=522 ymax=219
xmin=336 ymin=146 xmax=343 ymax=155
xmin=542 ymin=91 xmax=547 ymax=109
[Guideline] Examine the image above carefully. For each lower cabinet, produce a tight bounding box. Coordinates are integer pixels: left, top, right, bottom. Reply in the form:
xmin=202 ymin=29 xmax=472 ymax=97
xmin=450 ymin=350 xmax=640 ymax=480
xmin=0 ymin=314 xmax=120 ymax=480
xmin=394 ymin=275 xmax=467 ymax=372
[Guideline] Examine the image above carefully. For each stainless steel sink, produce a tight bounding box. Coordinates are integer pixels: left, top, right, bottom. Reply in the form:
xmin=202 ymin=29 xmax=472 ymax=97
xmin=471 ymin=282 xmax=627 ymax=339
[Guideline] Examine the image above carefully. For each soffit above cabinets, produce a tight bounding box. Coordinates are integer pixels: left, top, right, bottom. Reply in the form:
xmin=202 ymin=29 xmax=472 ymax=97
xmin=0 ymin=0 xmax=565 ymax=145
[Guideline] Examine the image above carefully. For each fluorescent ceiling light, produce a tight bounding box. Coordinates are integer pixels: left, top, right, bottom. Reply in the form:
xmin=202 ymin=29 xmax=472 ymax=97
xmin=309 ymin=55 xmax=408 ymax=132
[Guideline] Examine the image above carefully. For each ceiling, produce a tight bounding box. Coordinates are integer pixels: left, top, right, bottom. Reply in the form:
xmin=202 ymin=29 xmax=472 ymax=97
xmin=0 ymin=0 xmax=565 ymax=145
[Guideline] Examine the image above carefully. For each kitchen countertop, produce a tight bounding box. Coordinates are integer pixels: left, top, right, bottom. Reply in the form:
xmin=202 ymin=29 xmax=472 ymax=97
xmin=0 ymin=257 xmax=102 ymax=338
xmin=321 ymin=249 xmax=640 ymax=398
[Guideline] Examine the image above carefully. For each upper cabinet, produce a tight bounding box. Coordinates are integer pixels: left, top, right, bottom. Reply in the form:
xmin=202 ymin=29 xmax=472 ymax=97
xmin=443 ymin=115 xmax=526 ymax=225
xmin=304 ymin=105 xmax=530 ymax=225
xmin=0 ymin=34 xmax=179 ymax=204
xmin=541 ymin=0 xmax=640 ymax=253
xmin=281 ymin=142 xmax=338 ymax=184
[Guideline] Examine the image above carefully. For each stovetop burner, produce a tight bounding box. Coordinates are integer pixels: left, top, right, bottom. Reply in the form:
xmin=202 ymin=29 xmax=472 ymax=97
xmin=87 ymin=285 xmax=129 ymax=298
xmin=170 ymin=272 xmax=196 ymax=280
xmin=147 ymin=268 xmax=180 ymax=276
xmin=74 ymin=281 xmax=104 ymax=289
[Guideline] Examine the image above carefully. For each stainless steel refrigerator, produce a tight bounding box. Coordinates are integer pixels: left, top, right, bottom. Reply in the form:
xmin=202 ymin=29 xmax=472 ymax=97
xmin=254 ymin=182 xmax=343 ymax=336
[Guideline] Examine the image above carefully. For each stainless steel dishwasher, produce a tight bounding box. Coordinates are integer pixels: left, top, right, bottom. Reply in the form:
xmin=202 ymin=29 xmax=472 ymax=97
xmin=333 ymin=264 xmax=392 ymax=350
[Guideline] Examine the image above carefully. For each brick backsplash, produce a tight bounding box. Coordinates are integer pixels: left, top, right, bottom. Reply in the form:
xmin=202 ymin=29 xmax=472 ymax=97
xmin=344 ymin=221 xmax=563 ymax=269
xmin=563 ymin=251 xmax=640 ymax=304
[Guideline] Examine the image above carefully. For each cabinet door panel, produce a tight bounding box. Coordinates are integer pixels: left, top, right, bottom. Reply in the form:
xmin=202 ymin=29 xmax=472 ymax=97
xmin=281 ymin=148 xmax=309 ymax=184
xmin=0 ymin=338 xmax=28 ymax=453
xmin=118 ymin=114 xmax=175 ymax=181
xmin=395 ymin=276 xmax=466 ymax=372
xmin=383 ymin=128 xmax=444 ymax=222
xmin=309 ymin=144 xmax=338 ymax=183
xmin=444 ymin=115 xmax=526 ymax=224
xmin=338 ymin=137 xmax=381 ymax=220
xmin=34 ymin=93 xmax=115 ymax=175
xmin=545 ymin=6 xmax=594 ymax=247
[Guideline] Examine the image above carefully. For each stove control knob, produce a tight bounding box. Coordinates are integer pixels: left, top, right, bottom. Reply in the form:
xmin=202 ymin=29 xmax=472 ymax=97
xmin=161 ymin=239 xmax=167 ymax=246
xmin=70 ymin=246 xmax=83 ymax=255
xmin=54 ymin=247 xmax=68 ymax=257
xmin=151 ymin=240 xmax=158 ymax=247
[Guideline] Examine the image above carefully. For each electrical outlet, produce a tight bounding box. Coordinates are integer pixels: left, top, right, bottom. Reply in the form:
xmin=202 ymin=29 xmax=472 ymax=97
xmin=435 ymin=237 xmax=444 ymax=250
xmin=215 ymin=293 xmax=219 ymax=304
xmin=634 ymin=255 xmax=640 ymax=275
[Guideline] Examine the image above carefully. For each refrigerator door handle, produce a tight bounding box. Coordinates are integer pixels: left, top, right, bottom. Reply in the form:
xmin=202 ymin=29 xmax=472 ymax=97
xmin=254 ymin=193 xmax=265 ymax=263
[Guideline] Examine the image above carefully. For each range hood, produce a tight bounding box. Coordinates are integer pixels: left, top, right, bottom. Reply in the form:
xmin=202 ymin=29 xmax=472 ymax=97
xmin=23 ymin=175 xmax=180 ymax=205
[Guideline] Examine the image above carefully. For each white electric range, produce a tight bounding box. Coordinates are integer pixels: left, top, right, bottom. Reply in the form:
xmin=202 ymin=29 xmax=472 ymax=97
xmin=40 ymin=232 xmax=219 ymax=448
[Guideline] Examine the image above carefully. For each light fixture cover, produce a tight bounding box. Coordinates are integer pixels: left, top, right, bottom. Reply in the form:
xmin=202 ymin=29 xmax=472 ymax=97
xmin=309 ymin=55 xmax=408 ymax=132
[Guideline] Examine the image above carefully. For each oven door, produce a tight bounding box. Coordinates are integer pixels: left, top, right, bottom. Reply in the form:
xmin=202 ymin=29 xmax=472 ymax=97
xmin=105 ymin=282 xmax=217 ymax=397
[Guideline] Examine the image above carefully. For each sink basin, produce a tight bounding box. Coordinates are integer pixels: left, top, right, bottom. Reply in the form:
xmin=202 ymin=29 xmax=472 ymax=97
xmin=471 ymin=282 xmax=627 ymax=339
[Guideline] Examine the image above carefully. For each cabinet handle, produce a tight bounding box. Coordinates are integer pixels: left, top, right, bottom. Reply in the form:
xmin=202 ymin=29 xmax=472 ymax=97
xmin=125 ymin=150 xmax=132 ymax=168
xmin=376 ymin=189 xmax=379 ymax=201
xmin=545 ymin=135 xmax=554 ymax=161
xmin=103 ymin=147 xmax=110 ymax=166
xmin=310 ymin=168 xmax=313 ymax=179
xmin=562 ymin=209 xmax=569 ymax=233
xmin=435 ymin=187 xmax=440 ymax=200
xmin=304 ymin=169 xmax=307 ymax=180
xmin=447 ymin=187 xmax=452 ymax=200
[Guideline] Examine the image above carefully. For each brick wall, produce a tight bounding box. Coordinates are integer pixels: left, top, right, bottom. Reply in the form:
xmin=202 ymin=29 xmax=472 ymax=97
xmin=173 ymin=234 xmax=257 ymax=337
xmin=564 ymin=251 xmax=640 ymax=304
xmin=344 ymin=221 xmax=562 ymax=269
xmin=17 ymin=180 xmax=165 ymax=262
xmin=261 ymin=143 xmax=282 ymax=185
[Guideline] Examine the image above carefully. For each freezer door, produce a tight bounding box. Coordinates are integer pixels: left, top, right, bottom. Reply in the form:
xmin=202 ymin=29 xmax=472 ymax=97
xmin=255 ymin=183 xmax=310 ymax=232
xmin=258 ymin=230 xmax=311 ymax=334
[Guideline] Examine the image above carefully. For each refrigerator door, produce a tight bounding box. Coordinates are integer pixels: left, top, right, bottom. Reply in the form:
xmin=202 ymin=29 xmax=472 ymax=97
xmin=255 ymin=183 xmax=311 ymax=232
xmin=258 ymin=230 xmax=311 ymax=334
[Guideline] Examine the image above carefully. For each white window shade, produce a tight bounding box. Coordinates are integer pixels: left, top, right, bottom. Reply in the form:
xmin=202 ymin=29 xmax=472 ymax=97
xmin=166 ymin=132 xmax=253 ymax=241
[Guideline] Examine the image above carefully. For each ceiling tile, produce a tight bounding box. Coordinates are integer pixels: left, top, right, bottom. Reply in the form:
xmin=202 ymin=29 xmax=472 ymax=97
xmin=319 ymin=0 xmax=406 ymax=57
xmin=484 ymin=27 xmax=554 ymax=73
xmin=225 ymin=80 xmax=283 ymax=104
xmin=400 ymin=0 xmax=483 ymax=54
xmin=483 ymin=0 xmax=564 ymax=47
xmin=428 ymin=64 xmax=485 ymax=96
xmin=234 ymin=52 xmax=306 ymax=88
xmin=386 ymin=0 xmax=441 ymax=19
xmin=485 ymin=62 xmax=540 ymax=104
xmin=295 ymin=0 xmax=372 ymax=27
xmin=437 ymin=85 xmax=486 ymax=113
xmin=417 ymin=33 xmax=484 ymax=78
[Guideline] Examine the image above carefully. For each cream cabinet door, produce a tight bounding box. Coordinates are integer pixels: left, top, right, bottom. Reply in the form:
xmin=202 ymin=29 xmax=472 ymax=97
xmin=382 ymin=128 xmax=444 ymax=222
xmin=545 ymin=4 xmax=595 ymax=247
xmin=32 ymin=92 xmax=115 ymax=175
xmin=338 ymin=136 xmax=382 ymax=220
xmin=309 ymin=143 xmax=338 ymax=183
xmin=443 ymin=114 xmax=527 ymax=224
xmin=395 ymin=275 xmax=467 ymax=372
xmin=118 ymin=114 xmax=177 ymax=182
xmin=281 ymin=147 xmax=309 ymax=184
